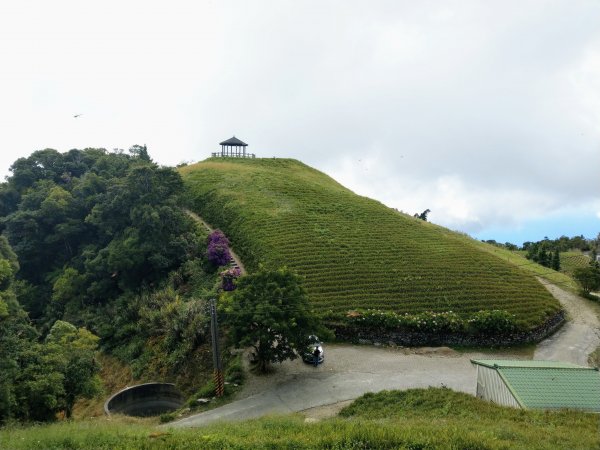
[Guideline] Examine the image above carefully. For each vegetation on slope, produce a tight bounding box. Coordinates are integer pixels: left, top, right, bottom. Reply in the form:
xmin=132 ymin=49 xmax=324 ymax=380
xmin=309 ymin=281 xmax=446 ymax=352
xmin=560 ymin=251 xmax=594 ymax=277
xmin=1 ymin=388 xmax=597 ymax=449
xmin=181 ymin=158 xmax=559 ymax=328
xmin=0 ymin=148 xmax=228 ymax=422
xmin=0 ymin=236 xmax=101 ymax=422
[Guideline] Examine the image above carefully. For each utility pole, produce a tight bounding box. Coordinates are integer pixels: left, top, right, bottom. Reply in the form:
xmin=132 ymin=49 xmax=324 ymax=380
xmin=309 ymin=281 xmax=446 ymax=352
xmin=209 ymin=298 xmax=225 ymax=397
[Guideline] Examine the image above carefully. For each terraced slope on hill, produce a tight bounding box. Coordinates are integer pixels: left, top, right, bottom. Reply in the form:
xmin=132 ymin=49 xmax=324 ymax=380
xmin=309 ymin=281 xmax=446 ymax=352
xmin=181 ymin=158 xmax=560 ymax=328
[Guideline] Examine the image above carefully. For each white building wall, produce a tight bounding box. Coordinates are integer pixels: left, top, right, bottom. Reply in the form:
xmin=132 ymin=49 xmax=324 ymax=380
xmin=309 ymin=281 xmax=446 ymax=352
xmin=475 ymin=366 xmax=521 ymax=408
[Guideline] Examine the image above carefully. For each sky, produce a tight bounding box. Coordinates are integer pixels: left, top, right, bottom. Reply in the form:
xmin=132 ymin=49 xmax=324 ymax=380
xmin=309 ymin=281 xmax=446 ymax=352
xmin=1 ymin=0 xmax=599 ymax=245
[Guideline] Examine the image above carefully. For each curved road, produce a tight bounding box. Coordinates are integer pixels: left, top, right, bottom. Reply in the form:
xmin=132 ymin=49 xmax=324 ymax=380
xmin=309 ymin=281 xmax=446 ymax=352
xmin=534 ymin=282 xmax=600 ymax=365
xmin=171 ymin=282 xmax=599 ymax=428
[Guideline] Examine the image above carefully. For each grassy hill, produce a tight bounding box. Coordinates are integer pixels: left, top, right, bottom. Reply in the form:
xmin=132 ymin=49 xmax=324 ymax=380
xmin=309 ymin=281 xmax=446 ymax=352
xmin=474 ymin=248 xmax=580 ymax=293
xmin=181 ymin=158 xmax=560 ymax=328
xmin=560 ymin=251 xmax=592 ymax=277
xmin=2 ymin=388 xmax=597 ymax=449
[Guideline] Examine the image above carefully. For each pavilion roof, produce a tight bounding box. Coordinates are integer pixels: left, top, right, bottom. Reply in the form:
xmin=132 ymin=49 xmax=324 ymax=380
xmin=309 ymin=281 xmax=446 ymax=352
xmin=219 ymin=136 xmax=248 ymax=146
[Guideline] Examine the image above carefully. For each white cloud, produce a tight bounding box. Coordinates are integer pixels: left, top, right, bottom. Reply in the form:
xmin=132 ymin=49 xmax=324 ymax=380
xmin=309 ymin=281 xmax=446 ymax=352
xmin=0 ymin=0 xmax=599 ymax=238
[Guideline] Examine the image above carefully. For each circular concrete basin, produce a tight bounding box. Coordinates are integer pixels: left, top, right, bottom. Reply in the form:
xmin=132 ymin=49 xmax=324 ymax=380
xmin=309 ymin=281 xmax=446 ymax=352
xmin=104 ymin=383 xmax=184 ymax=417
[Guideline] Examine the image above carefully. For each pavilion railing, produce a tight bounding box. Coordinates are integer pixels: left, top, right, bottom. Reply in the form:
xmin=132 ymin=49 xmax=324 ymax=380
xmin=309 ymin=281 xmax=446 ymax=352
xmin=211 ymin=153 xmax=256 ymax=158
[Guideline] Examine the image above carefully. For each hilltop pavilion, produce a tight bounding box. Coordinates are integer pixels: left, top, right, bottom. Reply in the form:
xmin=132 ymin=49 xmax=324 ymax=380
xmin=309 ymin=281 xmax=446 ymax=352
xmin=212 ymin=136 xmax=255 ymax=158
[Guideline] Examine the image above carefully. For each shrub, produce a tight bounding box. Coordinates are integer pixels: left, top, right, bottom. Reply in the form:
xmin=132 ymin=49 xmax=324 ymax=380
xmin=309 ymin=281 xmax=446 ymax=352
xmin=220 ymin=267 xmax=241 ymax=292
xmin=225 ymin=355 xmax=244 ymax=385
xmin=206 ymin=230 xmax=231 ymax=267
xmin=159 ymin=412 xmax=177 ymax=423
xmin=194 ymin=379 xmax=216 ymax=399
xmin=348 ymin=309 xmax=464 ymax=333
xmin=347 ymin=309 xmax=519 ymax=335
xmin=467 ymin=310 xmax=518 ymax=335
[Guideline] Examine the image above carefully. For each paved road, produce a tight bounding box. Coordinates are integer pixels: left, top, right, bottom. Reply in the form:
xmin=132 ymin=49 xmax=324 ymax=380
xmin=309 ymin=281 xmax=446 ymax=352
xmin=534 ymin=282 xmax=600 ymax=365
xmin=170 ymin=283 xmax=599 ymax=428
xmin=172 ymin=346 xmax=481 ymax=428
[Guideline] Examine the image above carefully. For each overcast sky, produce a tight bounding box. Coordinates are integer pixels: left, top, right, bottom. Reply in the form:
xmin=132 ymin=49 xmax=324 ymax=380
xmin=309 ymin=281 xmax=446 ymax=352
xmin=1 ymin=1 xmax=599 ymax=244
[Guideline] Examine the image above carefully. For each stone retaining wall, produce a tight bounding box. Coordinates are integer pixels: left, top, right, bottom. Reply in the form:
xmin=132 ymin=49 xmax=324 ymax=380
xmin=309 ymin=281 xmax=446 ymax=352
xmin=332 ymin=310 xmax=565 ymax=347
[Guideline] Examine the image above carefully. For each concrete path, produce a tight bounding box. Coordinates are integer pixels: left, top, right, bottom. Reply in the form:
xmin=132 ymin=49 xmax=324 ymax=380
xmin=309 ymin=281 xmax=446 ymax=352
xmin=169 ymin=280 xmax=600 ymax=428
xmin=170 ymin=346 xmax=524 ymax=428
xmin=534 ymin=282 xmax=600 ymax=366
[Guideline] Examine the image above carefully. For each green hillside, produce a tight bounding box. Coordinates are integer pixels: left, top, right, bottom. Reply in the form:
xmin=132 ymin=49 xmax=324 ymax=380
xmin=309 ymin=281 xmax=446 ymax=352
xmin=560 ymin=251 xmax=592 ymax=277
xmin=181 ymin=158 xmax=560 ymax=328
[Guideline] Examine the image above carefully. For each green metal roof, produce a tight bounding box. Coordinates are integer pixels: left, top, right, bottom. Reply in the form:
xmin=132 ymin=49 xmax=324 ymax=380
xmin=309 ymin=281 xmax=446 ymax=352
xmin=472 ymin=359 xmax=600 ymax=412
xmin=471 ymin=359 xmax=586 ymax=369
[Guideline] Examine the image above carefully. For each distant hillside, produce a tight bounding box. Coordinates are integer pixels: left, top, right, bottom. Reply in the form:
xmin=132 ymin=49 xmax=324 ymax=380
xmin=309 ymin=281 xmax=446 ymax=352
xmin=181 ymin=158 xmax=560 ymax=328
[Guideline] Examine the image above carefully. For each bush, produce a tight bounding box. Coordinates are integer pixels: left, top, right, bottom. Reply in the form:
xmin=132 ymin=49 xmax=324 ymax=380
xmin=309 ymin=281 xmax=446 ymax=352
xmin=159 ymin=412 xmax=177 ymax=423
xmin=347 ymin=309 xmax=519 ymax=335
xmin=225 ymin=355 xmax=244 ymax=385
xmin=194 ymin=379 xmax=216 ymax=399
xmin=220 ymin=268 xmax=241 ymax=292
xmin=467 ymin=310 xmax=518 ymax=335
xmin=206 ymin=230 xmax=231 ymax=267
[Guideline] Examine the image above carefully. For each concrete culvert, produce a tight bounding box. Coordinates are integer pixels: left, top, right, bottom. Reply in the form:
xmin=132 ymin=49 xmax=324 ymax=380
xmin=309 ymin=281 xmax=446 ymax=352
xmin=104 ymin=383 xmax=184 ymax=417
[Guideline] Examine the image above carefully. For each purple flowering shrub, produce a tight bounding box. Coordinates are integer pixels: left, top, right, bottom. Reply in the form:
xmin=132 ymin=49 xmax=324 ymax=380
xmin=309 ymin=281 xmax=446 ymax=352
xmin=207 ymin=230 xmax=229 ymax=246
xmin=206 ymin=230 xmax=231 ymax=267
xmin=220 ymin=267 xmax=242 ymax=291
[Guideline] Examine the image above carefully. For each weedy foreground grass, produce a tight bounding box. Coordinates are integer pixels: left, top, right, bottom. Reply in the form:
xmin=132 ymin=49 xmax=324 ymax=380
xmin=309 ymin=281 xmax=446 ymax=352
xmin=1 ymin=388 xmax=597 ymax=449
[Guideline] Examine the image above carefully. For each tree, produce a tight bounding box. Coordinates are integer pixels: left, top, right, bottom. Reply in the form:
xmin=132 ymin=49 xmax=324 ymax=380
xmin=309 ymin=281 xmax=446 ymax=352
xmin=551 ymin=250 xmax=561 ymax=271
xmin=128 ymin=144 xmax=151 ymax=162
xmin=573 ymin=262 xmax=600 ymax=296
xmin=220 ymin=267 xmax=241 ymax=291
xmin=224 ymin=267 xmax=320 ymax=373
xmin=206 ymin=230 xmax=231 ymax=267
xmin=45 ymin=321 xmax=101 ymax=418
xmin=414 ymin=209 xmax=430 ymax=221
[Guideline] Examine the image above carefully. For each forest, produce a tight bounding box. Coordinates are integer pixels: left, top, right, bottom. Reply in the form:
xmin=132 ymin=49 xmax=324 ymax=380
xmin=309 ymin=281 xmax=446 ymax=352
xmin=0 ymin=147 xmax=219 ymax=422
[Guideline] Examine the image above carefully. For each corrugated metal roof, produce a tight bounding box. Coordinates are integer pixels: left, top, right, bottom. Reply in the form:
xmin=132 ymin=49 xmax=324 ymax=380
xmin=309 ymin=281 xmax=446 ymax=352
xmin=471 ymin=359 xmax=586 ymax=369
xmin=471 ymin=359 xmax=600 ymax=412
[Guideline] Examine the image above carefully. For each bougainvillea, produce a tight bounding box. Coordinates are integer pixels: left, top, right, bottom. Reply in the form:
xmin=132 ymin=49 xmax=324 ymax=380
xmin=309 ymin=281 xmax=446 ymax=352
xmin=207 ymin=230 xmax=229 ymax=246
xmin=220 ymin=267 xmax=241 ymax=291
xmin=206 ymin=230 xmax=231 ymax=267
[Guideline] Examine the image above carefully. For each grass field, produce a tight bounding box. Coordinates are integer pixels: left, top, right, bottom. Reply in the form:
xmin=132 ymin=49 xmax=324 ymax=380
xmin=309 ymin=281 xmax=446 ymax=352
xmin=180 ymin=158 xmax=560 ymax=328
xmin=475 ymin=247 xmax=581 ymax=293
xmin=560 ymin=251 xmax=592 ymax=277
xmin=1 ymin=388 xmax=597 ymax=449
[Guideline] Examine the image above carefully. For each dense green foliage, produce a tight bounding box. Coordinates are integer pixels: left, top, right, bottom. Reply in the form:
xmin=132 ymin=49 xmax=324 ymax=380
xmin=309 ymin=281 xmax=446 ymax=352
xmin=0 ymin=237 xmax=100 ymax=422
xmin=1 ymin=148 xmax=201 ymax=328
xmin=182 ymin=158 xmax=560 ymax=328
xmin=0 ymin=148 xmax=222 ymax=420
xmin=486 ymin=234 xmax=599 ymax=254
xmin=525 ymin=242 xmax=561 ymax=271
xmin=223 ymin=266 xmax=321 ymax=372
xmin=349 ymin=308 xmax=518 ymax=334
xmin=1 ymin=388 xmax=597 ymax=449
xmin=573 ymin=262 xmax=600 ymax=296
xmin=523 ymin=234 xmax=598 ymax=253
